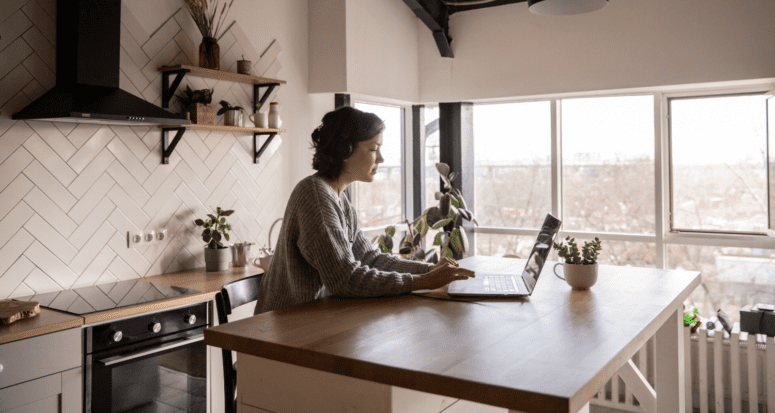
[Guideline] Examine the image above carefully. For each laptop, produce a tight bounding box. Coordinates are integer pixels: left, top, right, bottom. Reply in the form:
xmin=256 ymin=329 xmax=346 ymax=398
xmin=447 ymin=213 xmax=562 ymax=297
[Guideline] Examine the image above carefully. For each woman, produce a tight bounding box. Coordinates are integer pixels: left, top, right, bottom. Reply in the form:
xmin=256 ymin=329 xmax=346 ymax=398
xmin=254 ymin=106 xmax=474 ymax=314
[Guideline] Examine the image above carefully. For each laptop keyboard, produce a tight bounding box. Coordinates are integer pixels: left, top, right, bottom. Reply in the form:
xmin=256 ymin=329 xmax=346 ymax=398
xmin=483 ymin=275 xmax=518 ymax=292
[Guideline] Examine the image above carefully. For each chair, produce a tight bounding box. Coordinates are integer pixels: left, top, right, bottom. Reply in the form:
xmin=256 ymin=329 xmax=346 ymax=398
xmin=215 ymin=274 xmax=263 ymax=413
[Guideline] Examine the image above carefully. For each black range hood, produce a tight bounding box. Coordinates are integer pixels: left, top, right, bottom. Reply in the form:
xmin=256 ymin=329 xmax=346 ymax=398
xmin=13 ymin=0 xmax=189 ymax=126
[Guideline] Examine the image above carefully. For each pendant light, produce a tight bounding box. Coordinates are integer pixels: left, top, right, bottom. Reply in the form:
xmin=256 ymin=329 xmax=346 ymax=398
xmin=528 ymin=0 xmax=608 ymax=15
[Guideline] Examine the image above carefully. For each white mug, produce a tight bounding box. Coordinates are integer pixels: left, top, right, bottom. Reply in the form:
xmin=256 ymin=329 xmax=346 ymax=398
xmin=249 ymin=112 xmax=268 ymax=128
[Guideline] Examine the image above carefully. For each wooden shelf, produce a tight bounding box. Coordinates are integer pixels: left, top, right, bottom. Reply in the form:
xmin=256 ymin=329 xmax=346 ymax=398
xmin=159 ymin=124 xmax=286 ymax=134
xmin=159 ymin=65 xmax=286 ymax=85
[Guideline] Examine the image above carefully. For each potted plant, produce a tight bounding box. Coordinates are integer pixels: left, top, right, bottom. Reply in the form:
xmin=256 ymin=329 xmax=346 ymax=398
xmin=177 ymin=86 xmax=214 ymax=125
xmin=194 ymin=206 xmax=234 ymax=271
xmin=218 ymin=100 xmax=244 ymax=127
xmin=375 ymin=163 xmax=478 ymax=263
xmin=551 ymin=237 xmax=602 ymax=290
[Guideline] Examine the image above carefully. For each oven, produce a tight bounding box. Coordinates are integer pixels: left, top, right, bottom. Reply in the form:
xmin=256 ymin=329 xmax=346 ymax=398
xmin=84 ymin=302 xmax=209 ymax=413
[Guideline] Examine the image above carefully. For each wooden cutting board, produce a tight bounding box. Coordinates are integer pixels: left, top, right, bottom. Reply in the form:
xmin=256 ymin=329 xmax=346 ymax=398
xmin=0 ymin=300 xmax=40 ymax=325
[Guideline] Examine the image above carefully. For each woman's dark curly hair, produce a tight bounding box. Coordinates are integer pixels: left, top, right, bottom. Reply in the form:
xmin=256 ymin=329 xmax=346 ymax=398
xmin=311 ymin=106 xmax=384 ymax=180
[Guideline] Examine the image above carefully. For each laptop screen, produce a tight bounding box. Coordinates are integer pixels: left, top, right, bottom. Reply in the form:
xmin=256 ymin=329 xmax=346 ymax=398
xmin=522 ymin=214 xmax=562 ymax=293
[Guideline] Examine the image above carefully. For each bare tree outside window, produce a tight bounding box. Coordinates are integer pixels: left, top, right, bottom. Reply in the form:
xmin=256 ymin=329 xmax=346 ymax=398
xmin=474 ymin=101 xmax=552 ymax=234
xmin=561 ymin=96 xmax=655 ymax=234
xmin=670 ymin=95 xmax=768 ymax=233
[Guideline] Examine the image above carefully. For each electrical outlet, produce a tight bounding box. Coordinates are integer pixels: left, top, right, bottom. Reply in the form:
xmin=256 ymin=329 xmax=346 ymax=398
xmin=127 ymin=231 xmax=143 ymax=248
xmin=156 ymin=229 xmax=168 ymax=242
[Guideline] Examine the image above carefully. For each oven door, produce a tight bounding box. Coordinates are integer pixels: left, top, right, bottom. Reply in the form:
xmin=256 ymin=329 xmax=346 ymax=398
xmin=86 ymin=329 xmax=207 ymax=413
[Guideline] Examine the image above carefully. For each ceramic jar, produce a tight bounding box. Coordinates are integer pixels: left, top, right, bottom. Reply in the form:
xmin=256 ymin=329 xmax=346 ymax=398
xmin=268 ymin=102 xmax=282 ymax=129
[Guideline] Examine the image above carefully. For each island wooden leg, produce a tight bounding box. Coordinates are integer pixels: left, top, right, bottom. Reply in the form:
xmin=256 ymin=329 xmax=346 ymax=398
xmin=655 ymin=304 xmax=686 ymax=413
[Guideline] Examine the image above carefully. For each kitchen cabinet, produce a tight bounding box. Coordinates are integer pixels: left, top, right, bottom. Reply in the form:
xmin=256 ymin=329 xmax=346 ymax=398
xmin=0 ymin=328 xmax=81 ymax=413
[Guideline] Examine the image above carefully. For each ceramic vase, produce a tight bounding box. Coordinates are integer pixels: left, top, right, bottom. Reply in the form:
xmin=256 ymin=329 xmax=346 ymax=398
xmin=268 ymin=102 xmax=282 ymax=129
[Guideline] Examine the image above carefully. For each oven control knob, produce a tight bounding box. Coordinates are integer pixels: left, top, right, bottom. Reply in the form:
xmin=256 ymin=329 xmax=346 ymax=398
xmin=149 ymin=322 xmax=161 ymax=333
xmin=185 ymin=315 xmax=196 ymax=325
xmin=112 ymin=331 xmax=123 ymax=342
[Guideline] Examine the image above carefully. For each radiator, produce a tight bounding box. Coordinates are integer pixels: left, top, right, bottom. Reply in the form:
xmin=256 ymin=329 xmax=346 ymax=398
xmin=589 ymin=324 xmax=775 ymax=413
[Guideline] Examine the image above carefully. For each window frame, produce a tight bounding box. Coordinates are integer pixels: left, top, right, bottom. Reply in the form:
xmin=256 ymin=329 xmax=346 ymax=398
xmin=350 ymin=99 xmax=409 ymax=239
xmin=461 ymin=80 xmax=775 ymax=269
xmin=666 ymin=90 xmax=770 ymax=237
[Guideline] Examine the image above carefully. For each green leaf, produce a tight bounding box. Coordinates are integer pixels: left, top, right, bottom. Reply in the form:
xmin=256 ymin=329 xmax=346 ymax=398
xmin=432 ymin=218 xmax=452 ymax=230
xmin=194 ymin=219 xmax=204 ymax=226
xmin=207 ymin=214 xmax=217 ymax=221
xmin=444 ymin=247 xmax=454 ymax=259
xmin=216 ymin=206 xmax=222 ymax=214
xmin=213 ymin=232 xmax=221 ymax=242
xmin=450 ymin=228 xmax=462 ymax=254
xmin=224 ymin=233 xmax=230 ymax=241
xmin=220 ymin=217 xmax=225 ymax=224
xmin=450 ymin=195 xmax=460 ymax=209
xmin=386 ymin=225 xmax=396 ymax=237
xmin=433 ymin=232 xmax=443 ymax=246
xmin=457 ymin=195 xmax=467 ymax=210
xmin=223 ymin=210 xmax=235 ymax=216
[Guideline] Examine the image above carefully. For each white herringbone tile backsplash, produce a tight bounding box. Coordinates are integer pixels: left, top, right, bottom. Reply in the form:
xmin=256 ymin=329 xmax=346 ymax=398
xmin=0 ymin=0 xmax=286 ymax=298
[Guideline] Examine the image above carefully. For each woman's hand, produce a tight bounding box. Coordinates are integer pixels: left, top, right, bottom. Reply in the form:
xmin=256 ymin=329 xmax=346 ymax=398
xmin=412 ymin=260 xmax=475 ymax=291
xmin=429 ymin=256 xmax=459 ymax=272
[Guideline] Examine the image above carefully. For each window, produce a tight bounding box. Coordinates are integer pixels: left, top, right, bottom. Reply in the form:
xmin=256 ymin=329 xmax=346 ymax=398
xmin=474 ymin=101 xmax=552 ymax=232
xmin=669 ymin=94 xmax=768 ymax=234
xmin=561 ymin=96 xmax=655 ymax=234
xmin=352 ymin=102 xmax=404 ymax=229
xmin=460 ymin=86 xmax=775 ymax=322
xmin=424 ymin=106 xmax=440 ymax=210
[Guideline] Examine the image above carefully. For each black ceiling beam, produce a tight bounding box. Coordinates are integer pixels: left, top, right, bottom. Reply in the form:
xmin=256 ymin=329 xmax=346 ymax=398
xmin=402 ymin=0 xmax=454 ymax=58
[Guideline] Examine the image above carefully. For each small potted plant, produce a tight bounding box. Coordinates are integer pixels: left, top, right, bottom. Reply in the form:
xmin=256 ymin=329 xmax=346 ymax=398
xmin=683 ymin=307 xmax=702 ymax=334
xmin=551 ymin=237 xmax=602 ymax=290
xmin=194 ymin=207 xmax=234 ymax=271
xmin=177 ymin=86 xmax=214 ymax=125
xmin=375 ymin=162 xmax=478 ymax=263
xmin=218 ymin=100 xmax=244 ymax=127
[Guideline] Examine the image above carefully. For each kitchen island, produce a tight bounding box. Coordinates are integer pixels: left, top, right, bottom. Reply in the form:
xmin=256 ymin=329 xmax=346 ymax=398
xmin=205 ymin=256 xmax=700 ymax=413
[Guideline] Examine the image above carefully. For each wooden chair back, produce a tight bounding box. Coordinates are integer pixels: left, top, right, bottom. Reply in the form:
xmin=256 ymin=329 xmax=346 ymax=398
xmin=214 ymin=274 xmax=263 ymax=413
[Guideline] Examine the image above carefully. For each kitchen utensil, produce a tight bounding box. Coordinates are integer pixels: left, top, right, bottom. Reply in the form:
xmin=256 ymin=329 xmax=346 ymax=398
xmin=230 ymin=242 xmax=253 ymax=267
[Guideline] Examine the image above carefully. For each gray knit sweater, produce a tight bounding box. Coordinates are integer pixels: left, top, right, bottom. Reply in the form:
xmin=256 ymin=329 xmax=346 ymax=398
xmin=254 ymin=174 xmax=432 ymax=314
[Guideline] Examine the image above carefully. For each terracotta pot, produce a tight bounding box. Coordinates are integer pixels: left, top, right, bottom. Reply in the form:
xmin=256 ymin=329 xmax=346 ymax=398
xmin=553 ymin=262 xmax=598 ymax=290
xmin=204 ymin=247 xmax=231 ymax=272
xmin=186 ymin=103 xmax=214 ymax=125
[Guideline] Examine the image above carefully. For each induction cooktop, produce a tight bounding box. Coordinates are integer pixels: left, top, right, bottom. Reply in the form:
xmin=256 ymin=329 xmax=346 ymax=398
xmin=16 ymin=279 xmax=201 ymax=315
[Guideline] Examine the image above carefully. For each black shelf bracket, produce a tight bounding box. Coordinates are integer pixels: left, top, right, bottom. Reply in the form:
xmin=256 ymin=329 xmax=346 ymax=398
xmin=253 ymin=133 xmax=277 ymax=164
xmin=162 ymin=127 xmax=186 ymax=164
xmin=161 ymin=68 xmax=190 ymax=108
xmin=253 ymin=83 xmax=279 ymax=112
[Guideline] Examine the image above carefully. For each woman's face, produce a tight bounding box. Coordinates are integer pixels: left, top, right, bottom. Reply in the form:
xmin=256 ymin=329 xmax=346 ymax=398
xmin=342 ymin=133 xmax=384 ymax=183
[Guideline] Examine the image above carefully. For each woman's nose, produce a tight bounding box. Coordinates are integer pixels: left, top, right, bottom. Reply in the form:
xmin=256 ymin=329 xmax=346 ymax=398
xmin=376 ymin=152 xmax=384 ymax=164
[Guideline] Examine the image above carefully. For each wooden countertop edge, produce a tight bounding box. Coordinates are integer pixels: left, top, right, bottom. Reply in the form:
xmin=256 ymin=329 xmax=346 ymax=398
xmin=204 ymin=328 xmax=569 ymax=412
xmin=0 ymin=310 xmax=84 ymax=345
xmin=568 ymin=270 xmax=701 ymax=412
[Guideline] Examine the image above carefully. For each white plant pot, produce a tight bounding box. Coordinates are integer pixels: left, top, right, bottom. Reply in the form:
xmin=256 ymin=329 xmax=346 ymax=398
xmin=268 ymin=103 xmax=282 ymax=129
xmin=204 ymin=247 xmax=231 ymax=272
xmin=553 ymin=262 xmax=598 ymax=290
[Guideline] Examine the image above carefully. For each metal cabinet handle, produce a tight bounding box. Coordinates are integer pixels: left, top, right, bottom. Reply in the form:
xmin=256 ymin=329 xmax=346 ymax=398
xmin=98 ymin=334 xmax=204 ymax=366
xmin=0 ymin=364 xmax=3 ymax=373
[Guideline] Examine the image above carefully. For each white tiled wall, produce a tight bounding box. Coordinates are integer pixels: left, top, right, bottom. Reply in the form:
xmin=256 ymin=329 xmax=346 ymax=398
xmin=0 ymin=0 xmax=286 ymax=298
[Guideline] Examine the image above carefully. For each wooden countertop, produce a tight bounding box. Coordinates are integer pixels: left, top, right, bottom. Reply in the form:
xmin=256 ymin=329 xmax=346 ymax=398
xmin=1 ymin=265 xmax=263 ymax=341
xmin=81 ymin=264 xmax=263 ymax=325
xmin=0 ymin=308 xmax=83 ymax=345
xmin=205 ymin=256 xmax=700 ymax=413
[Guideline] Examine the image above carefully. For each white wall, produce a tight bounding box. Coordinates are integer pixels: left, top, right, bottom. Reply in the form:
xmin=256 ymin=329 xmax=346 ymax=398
xmin=345 ymin=0 xmax=420 ymax=102
xmin=309 ymin=0 xmax=348 ymax=94
xmin=0 ymin=0 xmax=312 ymax=298
xmin=418 ymin=0 xmax=775 ymax=102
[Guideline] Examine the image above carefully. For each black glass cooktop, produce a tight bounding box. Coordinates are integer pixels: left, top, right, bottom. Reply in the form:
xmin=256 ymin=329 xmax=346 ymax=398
xmin=16 ymin=280 xmax=201 ymax=315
